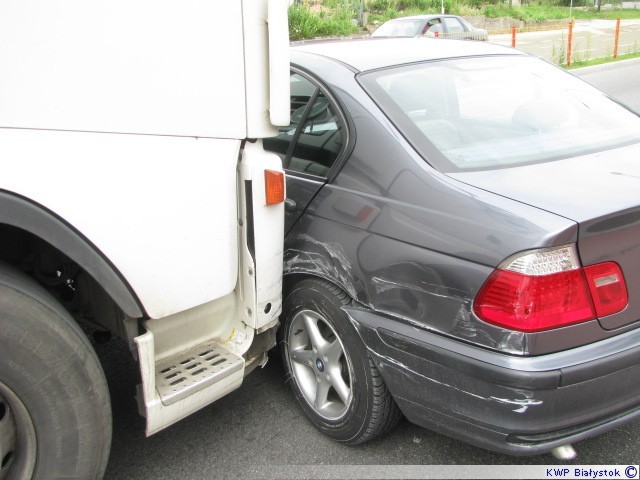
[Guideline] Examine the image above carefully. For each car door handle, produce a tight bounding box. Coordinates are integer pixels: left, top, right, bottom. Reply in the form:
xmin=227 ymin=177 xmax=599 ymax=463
xmin=284 ymin=198 xmax=297 ymax=211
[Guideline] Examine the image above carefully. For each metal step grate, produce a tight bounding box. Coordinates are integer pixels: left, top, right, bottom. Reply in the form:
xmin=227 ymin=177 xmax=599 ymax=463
xmin=155 ymin=342 xmax=244 ymax=406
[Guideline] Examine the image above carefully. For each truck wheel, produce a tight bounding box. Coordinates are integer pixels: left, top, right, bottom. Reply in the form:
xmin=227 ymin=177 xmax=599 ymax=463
xmin=0 ymin=264 xmax=111 ymax=480
xmin=281 ymin=278 xmax=402 ymax=445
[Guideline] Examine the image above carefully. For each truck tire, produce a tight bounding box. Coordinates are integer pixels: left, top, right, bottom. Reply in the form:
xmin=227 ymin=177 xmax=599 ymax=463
xmin=0 ymin=263 xmax=111 ymax=480
xmin=281 ymin=278 xmax=402 ymax=445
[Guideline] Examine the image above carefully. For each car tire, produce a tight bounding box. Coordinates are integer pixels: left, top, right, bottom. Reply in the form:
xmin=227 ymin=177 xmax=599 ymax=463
xmin=280 ymin=278 xmax=402 ymax=444
xmin=0 ymin=263 xmax=111 ymax=480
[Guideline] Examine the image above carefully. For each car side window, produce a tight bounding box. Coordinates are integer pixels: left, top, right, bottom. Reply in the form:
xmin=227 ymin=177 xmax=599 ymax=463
xmin=443 ymin=17 xmax=465 ymax=33
xmin=423 ymin=19 xmax=441 ymax=35
xmin=264 ymin=71 xmax=346 ymax=178
xmin=263 ymin=73 xmax=317 ymax=163
xmin=287 ymin=92 xmax=344 ymax=176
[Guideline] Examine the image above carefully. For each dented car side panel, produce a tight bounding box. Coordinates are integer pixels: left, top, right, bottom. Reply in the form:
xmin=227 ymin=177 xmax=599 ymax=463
xmin=280 ymin=48 xmax=640 ymax=456
xmin=343 ymin=307 xmax=640 ymax=455
xmin=284 ymin=51 xmax=623 ymax=357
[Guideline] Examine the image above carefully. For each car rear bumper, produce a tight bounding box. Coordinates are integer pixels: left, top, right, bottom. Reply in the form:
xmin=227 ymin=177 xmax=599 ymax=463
xmin=345 ymin=307 xmax=640 ymax=455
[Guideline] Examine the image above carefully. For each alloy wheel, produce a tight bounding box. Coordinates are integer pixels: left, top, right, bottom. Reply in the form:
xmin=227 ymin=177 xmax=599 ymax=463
xmin=287 ymin=309 xmax=353 ymax=420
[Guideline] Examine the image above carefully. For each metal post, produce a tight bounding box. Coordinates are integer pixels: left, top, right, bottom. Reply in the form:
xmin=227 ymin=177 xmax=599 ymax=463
xmin=569 ymin=0 xmax=574 ymax=22
xmin=441 ymin=0 xmax=445 ymax=15
xmin=567 ymin=20 xmax=573 ymax=67
xmin=511 ymin=26 xmax=517 ymax=48
xmin=613 ymin=18 xmax=621 ymax=58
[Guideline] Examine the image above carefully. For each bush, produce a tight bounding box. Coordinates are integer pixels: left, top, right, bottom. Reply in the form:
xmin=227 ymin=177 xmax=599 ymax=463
xmin=288 ymin=5 xmax=359 ymax=41
xmin=482 ymin=4 xmax=566 ymax=22
xmin=395 ymin=0 xmax=433 ymax=9
xmin=368 ymin=0 xmax=393 ymax=9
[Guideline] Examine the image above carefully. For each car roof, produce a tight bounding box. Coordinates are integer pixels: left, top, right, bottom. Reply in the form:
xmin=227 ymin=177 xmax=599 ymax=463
xmin=291 ymin=37 xmax=524 ymax=72
xmin=382 ymin=14 xmax=439 ymax=21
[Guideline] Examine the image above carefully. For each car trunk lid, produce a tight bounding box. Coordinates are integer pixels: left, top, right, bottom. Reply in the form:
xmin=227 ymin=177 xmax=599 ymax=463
xmin=448 ymin=143 xmax=640 ymax=330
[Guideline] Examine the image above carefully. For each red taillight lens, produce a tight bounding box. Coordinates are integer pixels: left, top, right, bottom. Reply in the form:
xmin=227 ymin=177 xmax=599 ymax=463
xmin=473 ymin=245 xmax=628 ymax=332
xmin=473 ymin=269 xmax=595 ymax=332
xmin=264 ymin=169 xmax=285 ymax=205
xmin=584 ymin=262 xmax=628 ymax=318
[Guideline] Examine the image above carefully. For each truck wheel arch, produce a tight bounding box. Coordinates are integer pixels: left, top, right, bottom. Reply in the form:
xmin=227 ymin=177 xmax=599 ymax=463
xmin=0 ymin=190 xmax=144 ymax=318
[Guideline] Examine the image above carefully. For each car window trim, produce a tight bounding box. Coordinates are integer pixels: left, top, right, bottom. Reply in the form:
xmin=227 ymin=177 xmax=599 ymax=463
xmin=283 ymin=82 xmax=321 ymax=170
xmin=286 ymin=65 xmax=353 ymax=182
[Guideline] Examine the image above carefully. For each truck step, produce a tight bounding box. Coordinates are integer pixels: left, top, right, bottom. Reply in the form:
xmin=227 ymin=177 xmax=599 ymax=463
xmin=134 ymin=331 xmax=245 ymax=435
xmin=156 ymin=342 xmax=243 ymax=406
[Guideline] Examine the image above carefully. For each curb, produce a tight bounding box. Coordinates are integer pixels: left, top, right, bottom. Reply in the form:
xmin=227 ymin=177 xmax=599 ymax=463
xmin=573 ymin=55 xmax=640 ymax=71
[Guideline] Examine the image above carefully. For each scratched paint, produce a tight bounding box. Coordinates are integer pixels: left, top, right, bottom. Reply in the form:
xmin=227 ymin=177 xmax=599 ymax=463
xmin=284 ymin=233 xmax=359 ymax=301
xmin=489 ymin=396 xmax=544 ymax=414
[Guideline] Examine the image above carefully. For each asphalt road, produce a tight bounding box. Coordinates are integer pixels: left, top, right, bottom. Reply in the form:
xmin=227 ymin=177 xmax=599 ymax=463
xmin=573 ymin=57 xmax=640 ymax=112
xmin=101 ymin=60 xmax=640 ymax=479
xmin=100 ymin=337 xmax=640 ymax=479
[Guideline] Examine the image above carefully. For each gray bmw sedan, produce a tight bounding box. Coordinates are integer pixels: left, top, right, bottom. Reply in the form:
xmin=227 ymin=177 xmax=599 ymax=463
xmin=263 ymin=37 xmax=640 ymax=456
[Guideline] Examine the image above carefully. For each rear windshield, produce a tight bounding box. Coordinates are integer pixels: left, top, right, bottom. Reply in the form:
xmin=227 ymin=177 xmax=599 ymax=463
xmin=358 ymin=56 xmax=640 ymax=172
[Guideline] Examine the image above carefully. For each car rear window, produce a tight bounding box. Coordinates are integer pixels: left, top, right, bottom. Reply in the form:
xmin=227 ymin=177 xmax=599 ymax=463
xmin=358 ymin=55 xmax=640 ymax=172
xmin=371 ymin=19 xmax=424 ymax=37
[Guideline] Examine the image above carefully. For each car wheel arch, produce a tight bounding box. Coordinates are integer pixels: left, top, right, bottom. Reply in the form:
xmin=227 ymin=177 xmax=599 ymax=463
xmin=279 ymin=276 xmax=403 ymax=444
xmin=284 ymin=272 xmax=359 ymax=306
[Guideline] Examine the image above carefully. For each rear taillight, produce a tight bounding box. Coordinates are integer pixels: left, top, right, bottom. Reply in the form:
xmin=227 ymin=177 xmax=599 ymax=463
xmin=474 ymin=245 xmax=628 ymax=332
xmin=584 ymin=262 xmax=628 ymax=318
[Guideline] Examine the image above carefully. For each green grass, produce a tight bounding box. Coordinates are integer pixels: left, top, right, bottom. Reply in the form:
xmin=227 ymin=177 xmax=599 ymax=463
xmin=572 ymin=6 xmax=640 ymax=20
xmin=481 ymin=5 xmax=640 ymax=22
xmin=288 ymin=5 xmax=359 ymax=41
xmin=567 ymin=49 xmax=640 ymax=69
xmin=365 ymin=0 xmax=640 ymax=24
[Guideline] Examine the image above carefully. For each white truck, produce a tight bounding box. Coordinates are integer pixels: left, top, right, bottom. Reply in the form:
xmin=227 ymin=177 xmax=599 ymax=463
xmin=0 ymin=1 xmax=290 ymax=478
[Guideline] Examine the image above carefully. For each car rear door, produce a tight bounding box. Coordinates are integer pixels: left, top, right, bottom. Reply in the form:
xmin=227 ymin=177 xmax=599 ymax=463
xmin=442 ymin=16 xmax=468 ymax=40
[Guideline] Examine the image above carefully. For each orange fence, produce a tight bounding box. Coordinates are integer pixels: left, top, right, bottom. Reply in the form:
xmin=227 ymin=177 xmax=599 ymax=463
xmin=492 ymin=19 xmax=640 ymax=66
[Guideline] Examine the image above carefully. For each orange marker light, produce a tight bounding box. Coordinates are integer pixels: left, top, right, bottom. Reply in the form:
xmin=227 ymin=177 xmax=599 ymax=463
xmin=264 ymin=169 xmax=285 ymax=205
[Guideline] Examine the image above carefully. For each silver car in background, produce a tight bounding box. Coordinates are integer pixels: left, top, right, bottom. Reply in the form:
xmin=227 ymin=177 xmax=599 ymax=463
xmin=371 ymin=14 xmax=488 ymax=41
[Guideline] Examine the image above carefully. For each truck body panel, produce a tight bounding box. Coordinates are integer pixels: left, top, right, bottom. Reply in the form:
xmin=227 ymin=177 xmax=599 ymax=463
xmin=1 ymin=128 xmax=240 ymax=319
xmin=0 ymin=0 xmax=250 ymax=138
xmin=0 ymin=0 xmax=289 ymax=459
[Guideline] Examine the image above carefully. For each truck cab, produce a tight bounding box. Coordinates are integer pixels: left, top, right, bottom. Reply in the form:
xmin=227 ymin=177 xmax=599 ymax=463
xmin=0 ymin=1 xmax=289 ymax=478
